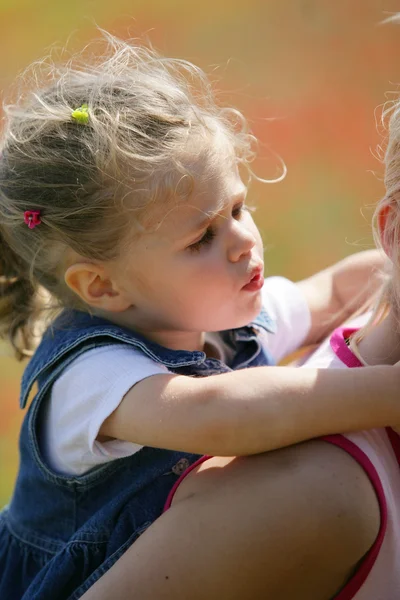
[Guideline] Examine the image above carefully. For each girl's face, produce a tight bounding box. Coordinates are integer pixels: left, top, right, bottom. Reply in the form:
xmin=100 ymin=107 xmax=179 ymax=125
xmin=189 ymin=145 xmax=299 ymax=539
xmin=113 ymin=159 xmax=265 ymax=350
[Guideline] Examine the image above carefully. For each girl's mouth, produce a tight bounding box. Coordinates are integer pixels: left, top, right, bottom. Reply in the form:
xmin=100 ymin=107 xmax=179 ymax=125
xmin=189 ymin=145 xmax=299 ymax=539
xmin=242 ymin=268 xmax=264 ymax=292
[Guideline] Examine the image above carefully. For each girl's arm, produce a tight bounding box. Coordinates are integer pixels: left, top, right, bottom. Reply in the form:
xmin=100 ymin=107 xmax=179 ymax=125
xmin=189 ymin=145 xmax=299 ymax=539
xmin=298 ymin=248 xmax=385 ymax=346
xmin=100 ymin=361 xmax=400 ymax=456
xmin=79 ymin=441 xmax=379 ymax=600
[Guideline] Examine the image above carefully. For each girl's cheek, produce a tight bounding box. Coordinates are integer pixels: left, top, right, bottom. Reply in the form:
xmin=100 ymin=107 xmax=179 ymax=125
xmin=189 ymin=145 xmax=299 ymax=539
xmin=244 ymin=214 xmax=261 ymax=236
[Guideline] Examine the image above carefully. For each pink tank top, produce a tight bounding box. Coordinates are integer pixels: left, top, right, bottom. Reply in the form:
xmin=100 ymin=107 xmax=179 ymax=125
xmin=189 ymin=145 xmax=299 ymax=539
xmin=322 ymin=327 xmax=400 ymax=599
xmin=164 ymin=326 xmax=400 ymax=598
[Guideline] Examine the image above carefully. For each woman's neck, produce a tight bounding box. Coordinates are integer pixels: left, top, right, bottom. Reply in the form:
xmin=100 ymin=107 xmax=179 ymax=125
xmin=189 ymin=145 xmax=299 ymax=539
xmin=356 ymin=310 xmax=400 ymax=366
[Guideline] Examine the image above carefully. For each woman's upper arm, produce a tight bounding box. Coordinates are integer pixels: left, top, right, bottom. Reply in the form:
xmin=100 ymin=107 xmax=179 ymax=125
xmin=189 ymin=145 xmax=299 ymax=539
xmin=80 ymin=440 xmax=380 ymax=600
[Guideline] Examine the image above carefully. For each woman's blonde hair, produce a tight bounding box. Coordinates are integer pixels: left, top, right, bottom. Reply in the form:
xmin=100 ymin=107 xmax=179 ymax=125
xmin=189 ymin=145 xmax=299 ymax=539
xmin=0 ymin=31 xmax=258 ymax=358
xmin=349 ymin=98 xmax=400 ymax=352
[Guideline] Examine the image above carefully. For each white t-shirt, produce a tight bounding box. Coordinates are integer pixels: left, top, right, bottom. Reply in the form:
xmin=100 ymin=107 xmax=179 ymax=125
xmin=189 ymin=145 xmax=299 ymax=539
xmin=42 ymin=277 xmax=311 ymax=475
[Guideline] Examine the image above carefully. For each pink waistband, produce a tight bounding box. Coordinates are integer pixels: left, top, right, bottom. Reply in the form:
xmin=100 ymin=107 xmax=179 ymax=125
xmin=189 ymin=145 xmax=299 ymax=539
xmin=164 ymin=455 xmax=211 ymax=512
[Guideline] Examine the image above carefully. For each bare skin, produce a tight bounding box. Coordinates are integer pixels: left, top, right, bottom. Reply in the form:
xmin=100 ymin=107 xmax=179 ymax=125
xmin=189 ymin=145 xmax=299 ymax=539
xmin=80 ymin=441 xmax=380 ymax=599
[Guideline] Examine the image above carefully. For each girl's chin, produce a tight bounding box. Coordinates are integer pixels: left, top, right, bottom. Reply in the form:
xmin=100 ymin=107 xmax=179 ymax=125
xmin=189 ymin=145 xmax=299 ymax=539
xmin=227 ymin=307 xmax=263 ymax=330
xmin=204 ymin=295 xmax=263 ymax=331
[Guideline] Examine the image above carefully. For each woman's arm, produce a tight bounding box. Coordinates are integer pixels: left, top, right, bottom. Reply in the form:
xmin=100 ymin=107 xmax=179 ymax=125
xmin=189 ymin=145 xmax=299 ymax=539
xmin=80 ymin=440 xmax=380 ymax=600
xmin=298 ymin=248 xmax=385 ymax=346
xmin=101 ymin=362 xmax=400 ymax=456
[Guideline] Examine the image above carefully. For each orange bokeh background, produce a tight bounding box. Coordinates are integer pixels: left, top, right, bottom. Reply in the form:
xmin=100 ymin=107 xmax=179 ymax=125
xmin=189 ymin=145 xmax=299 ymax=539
xmin=1 ymin=0 xmax=400 ymax=505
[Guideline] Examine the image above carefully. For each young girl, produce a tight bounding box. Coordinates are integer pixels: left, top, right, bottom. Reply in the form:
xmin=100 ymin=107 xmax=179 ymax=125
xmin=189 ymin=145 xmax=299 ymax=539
xmin=0 ymin=33 xmax=399 ymax=600
xmin=78 ymin=81 xmax=400 ymax=600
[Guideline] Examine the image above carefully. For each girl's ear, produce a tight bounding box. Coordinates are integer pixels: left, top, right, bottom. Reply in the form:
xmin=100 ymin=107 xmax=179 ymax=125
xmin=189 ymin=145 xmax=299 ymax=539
xmin=377 ymin=204 xmax=394 ymax=258
xmin=64 ymin=263 xmax=131 ymax=312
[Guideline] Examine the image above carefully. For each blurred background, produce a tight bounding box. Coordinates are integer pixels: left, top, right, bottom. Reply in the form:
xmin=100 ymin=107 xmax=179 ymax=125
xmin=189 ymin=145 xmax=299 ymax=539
xmin=1 ymin=0 xmax=400 ymax=506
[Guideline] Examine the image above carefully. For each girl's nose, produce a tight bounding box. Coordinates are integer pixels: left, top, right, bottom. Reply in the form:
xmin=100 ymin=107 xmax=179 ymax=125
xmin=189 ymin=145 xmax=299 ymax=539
xmin=227 ymin=221 xmax=256 ymax=263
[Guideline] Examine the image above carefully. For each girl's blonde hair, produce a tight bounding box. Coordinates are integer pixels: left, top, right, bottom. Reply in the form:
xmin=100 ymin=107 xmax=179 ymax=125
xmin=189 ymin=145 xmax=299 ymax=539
xmin=0 ymin=31 xmax=257 ymax=359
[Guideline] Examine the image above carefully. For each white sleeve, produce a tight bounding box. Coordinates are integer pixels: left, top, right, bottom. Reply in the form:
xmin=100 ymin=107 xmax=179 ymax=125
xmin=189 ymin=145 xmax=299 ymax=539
xmin=43 ymin=344 xmax=169 ymax=476
xmin=260 ymin=276 xmax=311 ymax=363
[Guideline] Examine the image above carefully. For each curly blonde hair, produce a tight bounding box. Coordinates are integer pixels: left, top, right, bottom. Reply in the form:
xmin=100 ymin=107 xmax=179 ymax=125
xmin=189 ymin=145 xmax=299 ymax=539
xmin=0 ymin=31 xmax=258 ymax=358
xmin=348 ymin=98 xmax=400 ymax=354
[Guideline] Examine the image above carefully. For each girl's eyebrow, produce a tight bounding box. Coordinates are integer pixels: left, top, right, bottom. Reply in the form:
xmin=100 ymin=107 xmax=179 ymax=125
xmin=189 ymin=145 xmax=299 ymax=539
xmin=175 ymin=214 xmax=213 ymax=245
xmin=187 ymin=189 xmax=248 ymax=235
xmin=190 ymin=214 xmax=214 ymax=234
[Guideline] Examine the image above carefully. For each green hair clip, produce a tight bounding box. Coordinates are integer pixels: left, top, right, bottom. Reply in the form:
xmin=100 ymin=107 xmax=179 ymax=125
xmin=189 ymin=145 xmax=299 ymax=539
xmin=71 ymin=103 xmax=89 ymax=124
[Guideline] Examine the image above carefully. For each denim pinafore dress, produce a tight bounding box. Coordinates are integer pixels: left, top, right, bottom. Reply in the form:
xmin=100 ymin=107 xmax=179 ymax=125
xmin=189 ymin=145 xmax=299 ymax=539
xmin=0 ymin=308 xmax=275 ymax=600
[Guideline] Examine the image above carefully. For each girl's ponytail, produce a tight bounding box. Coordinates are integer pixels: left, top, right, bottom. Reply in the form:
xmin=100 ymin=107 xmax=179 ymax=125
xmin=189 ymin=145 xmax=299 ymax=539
xmin=0 ymin=229 xmax=37 ymax=359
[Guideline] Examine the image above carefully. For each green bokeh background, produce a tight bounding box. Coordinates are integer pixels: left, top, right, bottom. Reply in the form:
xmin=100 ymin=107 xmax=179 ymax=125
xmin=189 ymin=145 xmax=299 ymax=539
xmin=1 ymin=0 xmax=400 ymax=506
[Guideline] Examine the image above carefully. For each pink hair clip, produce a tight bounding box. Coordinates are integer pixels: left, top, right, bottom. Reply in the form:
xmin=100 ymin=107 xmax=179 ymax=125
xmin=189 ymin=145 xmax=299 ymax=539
xmin=24 ymin=210 xmax=41 ymax=229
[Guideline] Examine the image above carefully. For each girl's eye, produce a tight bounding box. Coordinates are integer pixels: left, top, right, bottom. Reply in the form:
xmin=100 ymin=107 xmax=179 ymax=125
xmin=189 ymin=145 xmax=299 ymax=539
xmin=187 ymin=203 xmax=246 ymax=252
xmin=232 ymin=203 xmax=245 ymax=219
xmin=188 ymin=227 xmax=216 ymax=252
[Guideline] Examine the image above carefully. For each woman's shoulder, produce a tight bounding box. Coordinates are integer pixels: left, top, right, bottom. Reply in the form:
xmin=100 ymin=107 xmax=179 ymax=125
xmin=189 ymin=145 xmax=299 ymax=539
xmin=270 ymin=439 xmax=380 ymax=596
xmin=172 ymin=440 xmax=380 ymax=598
xmin=277 ymin=439 xmax=380 ymax=549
